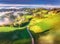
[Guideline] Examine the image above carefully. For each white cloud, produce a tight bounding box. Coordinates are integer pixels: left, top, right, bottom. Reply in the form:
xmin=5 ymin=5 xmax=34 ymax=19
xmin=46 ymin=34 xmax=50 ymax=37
xmin=0 ymin=4 xmax=60 ymax=8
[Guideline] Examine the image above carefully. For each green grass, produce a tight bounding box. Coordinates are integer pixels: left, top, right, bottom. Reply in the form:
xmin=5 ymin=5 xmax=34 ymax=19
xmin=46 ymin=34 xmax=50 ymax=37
xmin=0 ymin=26 xmax=27 ymax=32
xmin=0 ymin=27 xmax=16 ymax=32
xmin=13 ymin=39 xmax=31 ymax=44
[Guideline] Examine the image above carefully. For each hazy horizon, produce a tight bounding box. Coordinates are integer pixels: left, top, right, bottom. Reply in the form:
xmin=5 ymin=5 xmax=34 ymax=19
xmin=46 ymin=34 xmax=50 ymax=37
xmin=0 ymin=4 xmax=60 ymax=9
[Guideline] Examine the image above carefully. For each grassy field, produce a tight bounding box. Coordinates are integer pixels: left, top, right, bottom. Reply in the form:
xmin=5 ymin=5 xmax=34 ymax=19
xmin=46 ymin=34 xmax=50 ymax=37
xmin=0 ymin=27 xmax=15 ymax=32
xmin=0 ymin=26 xmax=27 ymax=32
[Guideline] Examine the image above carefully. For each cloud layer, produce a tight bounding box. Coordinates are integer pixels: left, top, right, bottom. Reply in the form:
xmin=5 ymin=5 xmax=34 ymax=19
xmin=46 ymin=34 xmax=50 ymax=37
xmin=0 ymin=4 xmax=60 ymax=9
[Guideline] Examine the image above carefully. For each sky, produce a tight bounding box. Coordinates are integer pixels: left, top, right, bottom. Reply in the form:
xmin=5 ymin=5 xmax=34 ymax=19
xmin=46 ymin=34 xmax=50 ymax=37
xmin=0 ymin=0 xmax=60 ymax=8
xmin=0 ymin=0 xmax=60 ymax=5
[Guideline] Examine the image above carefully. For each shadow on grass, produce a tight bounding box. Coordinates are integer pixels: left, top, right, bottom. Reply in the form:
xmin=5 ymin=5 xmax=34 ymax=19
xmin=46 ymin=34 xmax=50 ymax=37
xmin=0 ymin=28 xmax=31 ymax=44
